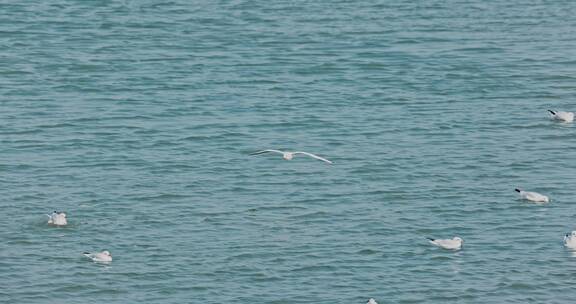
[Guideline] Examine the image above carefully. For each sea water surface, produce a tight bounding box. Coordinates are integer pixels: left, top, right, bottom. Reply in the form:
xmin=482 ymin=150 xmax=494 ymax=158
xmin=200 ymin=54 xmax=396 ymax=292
xmin=2 ymin=0 xmax=576 ymax=303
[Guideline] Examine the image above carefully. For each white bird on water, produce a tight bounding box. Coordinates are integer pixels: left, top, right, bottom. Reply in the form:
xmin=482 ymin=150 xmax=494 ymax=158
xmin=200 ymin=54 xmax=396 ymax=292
xmin=250 ymin=150 xmax=333 ymax=164
xmin=428 ymin=237 xmax=463 ymax=250
xmin=564 ymin=231 xmax=576 ymax=250
xmin=548 ymin=110 xmax=574 ymax=123
xmin=515 ymin=188 xmax=549 ymax=203
xmin=367 ymin=298 xmax=378 ymax=304
xmin=83 ymin=251 xmax=112 ymax=263
xmin=47 ymin=211 xmax=67 ymax=226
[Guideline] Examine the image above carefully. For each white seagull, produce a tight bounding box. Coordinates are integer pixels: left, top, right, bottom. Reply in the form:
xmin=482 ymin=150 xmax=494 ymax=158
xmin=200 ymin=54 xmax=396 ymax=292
xmin=564 ymin=231 xmax=576 ymax=250
xmin=367 ymin=299 xmax=378 ymax=304
xmin=548 ymin=110 xmax=574 ymax=123
xmin=428 ymin=237 xmax=463 ymax=250
xmin=250 ymin=150 xmax=333 ymax=164
xmin=515 ymin=188 xmax=549 ymax=203
xmin=83 ymin=251 xmax=112 ymax=263
xmin=47 ymin=211 xmax=67 ymax=226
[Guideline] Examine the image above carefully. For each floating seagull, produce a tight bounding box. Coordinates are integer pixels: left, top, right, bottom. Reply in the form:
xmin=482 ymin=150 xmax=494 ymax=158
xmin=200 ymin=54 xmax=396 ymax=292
xmin=250 ymin=150 xmax=333 ymax=164
xmin=428 ymin=237 xmax=463 ymax=250
xmin=83 ymin=251 xmax=112 ymax=263
xmin=367 ymin=299 xmax=378 ymax=304
xmin=548 ymin=110 xmax=574 ymax=123
xmin=515 ymin=188 xmax=549 ymax=203
xmin=47 ymin=211 xmax=67 ymax=226
xmin=564 ymin=231 xmax=576 ymax=249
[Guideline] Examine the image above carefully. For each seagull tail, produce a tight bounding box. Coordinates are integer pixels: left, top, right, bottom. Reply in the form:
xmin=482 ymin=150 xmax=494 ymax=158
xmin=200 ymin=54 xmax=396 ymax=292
xmin=515 ymin=188 xmax=521 ymax=193
xmin=427 ymin=238 xmax=435 ymax=241
xmin=83 ymin=252 xmax=91 ymax=256
xmin=548 ymin=110 xmax=556 ymax=115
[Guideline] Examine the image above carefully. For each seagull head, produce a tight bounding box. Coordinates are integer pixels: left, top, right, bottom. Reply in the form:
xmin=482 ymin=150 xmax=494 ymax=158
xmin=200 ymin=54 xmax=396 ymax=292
xmin=453 ymin=237 xmax=463 ymax=242
xmin=102 ymin=251 xmax=111 ymax=256
xmin=283 ymin=153 xmax=294 ymax=160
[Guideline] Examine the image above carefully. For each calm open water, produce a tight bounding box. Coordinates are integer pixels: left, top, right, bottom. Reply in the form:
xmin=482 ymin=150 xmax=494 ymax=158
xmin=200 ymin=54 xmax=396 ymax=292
xmin=2 ymin=0 xmax=576 ymax=303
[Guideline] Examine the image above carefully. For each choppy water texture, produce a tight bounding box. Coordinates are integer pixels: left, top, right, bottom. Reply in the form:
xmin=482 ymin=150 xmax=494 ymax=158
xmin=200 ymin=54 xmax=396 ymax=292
xmin=2 ymin=0 xmax=576 ymax=303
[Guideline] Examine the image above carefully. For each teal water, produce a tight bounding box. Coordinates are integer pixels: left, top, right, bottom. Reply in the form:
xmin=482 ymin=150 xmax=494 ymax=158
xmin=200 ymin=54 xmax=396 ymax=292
xmin=2 ymin=0 xmax=576 ymax=303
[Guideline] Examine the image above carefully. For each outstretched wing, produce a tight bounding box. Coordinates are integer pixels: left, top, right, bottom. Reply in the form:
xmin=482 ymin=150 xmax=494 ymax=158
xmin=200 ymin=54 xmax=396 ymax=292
xmin=294 ymin=152 xmax=333 ymax=164
xmin=250 ymin=149 xmax=284 ymax=156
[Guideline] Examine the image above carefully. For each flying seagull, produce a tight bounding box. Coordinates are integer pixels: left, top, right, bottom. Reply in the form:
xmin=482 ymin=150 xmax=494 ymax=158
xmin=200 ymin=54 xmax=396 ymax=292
xmin=428 ymin=237 xmax=463 ymax=250
xmin=47 ymin=211 xmax=67 ymax=226
xmin=548 ymin=110 xmax=574 ymax=123
xmin=515 ymin=188 xmax=549 ymax=203
xmin=250 ymin=150 xmax=333 ymax=164
xmin=83 ymin=251 xmax=112 ymax=263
